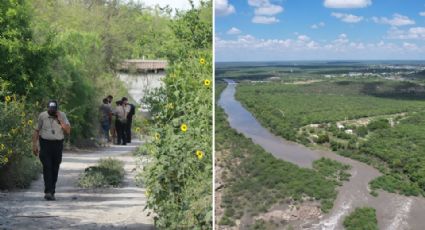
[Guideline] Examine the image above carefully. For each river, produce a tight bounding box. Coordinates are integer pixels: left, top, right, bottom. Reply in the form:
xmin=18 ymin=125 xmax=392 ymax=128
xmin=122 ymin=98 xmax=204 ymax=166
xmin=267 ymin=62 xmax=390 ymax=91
xmin=218 ymin=80 xmax=425 ymax=230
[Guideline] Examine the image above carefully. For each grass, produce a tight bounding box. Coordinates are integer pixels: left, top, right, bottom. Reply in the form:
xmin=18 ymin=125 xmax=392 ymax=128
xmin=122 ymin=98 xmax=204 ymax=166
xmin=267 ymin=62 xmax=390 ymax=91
xmin=343 ymin=207 xmax=378 ymax=230
xmin=0 ymin=154 xmax=42 ymax=189
xmin=78 ymin=157 xmax=125 ymax=188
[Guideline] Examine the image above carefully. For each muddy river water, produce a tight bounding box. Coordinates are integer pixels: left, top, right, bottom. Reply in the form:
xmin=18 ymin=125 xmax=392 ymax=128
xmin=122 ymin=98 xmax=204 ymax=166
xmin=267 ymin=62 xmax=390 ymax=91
xmin=218 ymin=80 xmax=425 ymax=230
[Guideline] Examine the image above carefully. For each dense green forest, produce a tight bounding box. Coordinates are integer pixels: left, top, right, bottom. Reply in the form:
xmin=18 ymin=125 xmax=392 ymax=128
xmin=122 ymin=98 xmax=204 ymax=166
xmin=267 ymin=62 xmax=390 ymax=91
xmin=343 ymin=207 xmax=378 ymax=230
xmin=216 ymin=90 xmax=350 ymax=227
xmin=237 ymin=80 xmax=425 ymax=196
xmin=236 ymin=80 xmax=425 ymax=141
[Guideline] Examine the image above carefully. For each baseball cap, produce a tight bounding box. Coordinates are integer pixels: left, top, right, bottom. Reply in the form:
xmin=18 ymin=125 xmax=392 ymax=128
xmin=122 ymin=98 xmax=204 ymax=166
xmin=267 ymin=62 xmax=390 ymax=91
xmin=48 ymin=100 xmax=58 ymax=110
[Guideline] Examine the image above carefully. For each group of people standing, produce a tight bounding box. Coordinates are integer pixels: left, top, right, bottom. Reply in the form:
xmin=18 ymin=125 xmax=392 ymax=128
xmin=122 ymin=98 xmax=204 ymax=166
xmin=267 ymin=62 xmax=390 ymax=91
xmin=99 ymin=95 xmax=135 ymax=145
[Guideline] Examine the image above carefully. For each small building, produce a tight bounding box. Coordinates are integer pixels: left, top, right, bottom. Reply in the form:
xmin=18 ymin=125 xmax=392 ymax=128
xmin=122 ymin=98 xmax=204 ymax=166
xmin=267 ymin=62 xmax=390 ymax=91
xmin=345 ymin=129 xmax=353 ymax=134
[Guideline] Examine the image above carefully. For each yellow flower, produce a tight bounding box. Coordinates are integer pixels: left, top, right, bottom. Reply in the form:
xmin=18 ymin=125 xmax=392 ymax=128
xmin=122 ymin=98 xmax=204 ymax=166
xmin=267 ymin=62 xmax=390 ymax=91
xmin=27 ymin=120 xmax=33 ymax=126
xmin=21 ymin=112 xmax=26 ymax=117
xmin=5 ymin=96 xmax=11 ymax=102
xmin=196 ymin=150 xmax=204 ymax=160
xmin=155 ymin=133 xmax=160 ymax=141
xmin=166 ymin=103 xmax=174 ymax=109
xmin=0 ymin=144 xmax=5 ymax=150
xmin=199 ymin=58 xmax=206 ymax=65
xmin=203 ymin=79 xmax=211 ymax=86
xmin=135 ymin=127 xmax=141 ymax=132
xmin=180 ymin=123 xmax=188 ymax=132
xmin=3 ymin=157 xmax=8 ymax=163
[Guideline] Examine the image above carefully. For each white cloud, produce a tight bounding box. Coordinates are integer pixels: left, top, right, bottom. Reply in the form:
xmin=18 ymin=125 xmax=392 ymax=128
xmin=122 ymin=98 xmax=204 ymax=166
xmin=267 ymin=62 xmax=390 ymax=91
xmin=252 ymin=16 xmax=280 ymax=24
xmin=387 ymin=27 xmax=425 ymax=40
xmin=297 ymin=35 xmax=311 ymax=42
xmin=226 ymin=27 xmax=242 ymax=35
xmin=420 ymin=12 xmax=425 ymax=17
xmin=403 ymin=42 xmax=418 ymax=50
xmin=311 ymin=22 xmax=325 ymax=29
xmin=215 ymin=0 xmax=235 ymax=16
xmin=324 ymin=0 xmax=372 ymax=9
xmin=216 ymin=33 xmax=425 ymax=61
xmin=248 ymin=0 xmax=283 ymax=24
xmin=254 ymin=4 xmax=283 ymax=16
xmin=372 ymin=14 xmax=415 ymax=27
xmin=331 ymin=12 xmax=363 ymax=23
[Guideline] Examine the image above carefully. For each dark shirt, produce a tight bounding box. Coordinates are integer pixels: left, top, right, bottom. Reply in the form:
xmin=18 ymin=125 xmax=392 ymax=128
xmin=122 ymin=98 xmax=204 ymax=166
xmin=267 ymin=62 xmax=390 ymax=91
xmin=100 ymin=104 xmax=112 ymax=123
xmin=127 ymin=104 xmax=135 ymax=120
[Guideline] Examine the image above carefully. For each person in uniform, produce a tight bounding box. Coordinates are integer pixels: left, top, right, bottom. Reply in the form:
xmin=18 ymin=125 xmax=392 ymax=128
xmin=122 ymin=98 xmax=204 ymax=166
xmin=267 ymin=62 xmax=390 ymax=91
xmin=99 ymin=98 xmax=112 ymax=144
xmin=32 ymin=100 xmax=71 ymax=201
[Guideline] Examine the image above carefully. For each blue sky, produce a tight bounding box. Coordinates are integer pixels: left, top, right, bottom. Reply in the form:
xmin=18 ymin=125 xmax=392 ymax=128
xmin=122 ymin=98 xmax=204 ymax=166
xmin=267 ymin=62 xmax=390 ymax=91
xmin=215 ymin=0 xmax=425 ymax=61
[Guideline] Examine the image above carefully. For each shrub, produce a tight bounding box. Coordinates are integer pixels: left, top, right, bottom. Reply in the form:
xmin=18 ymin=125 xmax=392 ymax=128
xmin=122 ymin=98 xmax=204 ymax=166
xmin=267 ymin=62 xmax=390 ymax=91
xmin=139 ymin=2 xmax=212 ymax=229
xmin=367 ymin=119 xmax=390 ymax=131
xmin=343 ymin=207 xmax=378 ymax=230
xmin=78 ymin=158 xmax=125 ymax=188
xmin=316 ymin=134 xmax=329 ymax=144
xmin=0 ymin=97 xmax=42 ymax=189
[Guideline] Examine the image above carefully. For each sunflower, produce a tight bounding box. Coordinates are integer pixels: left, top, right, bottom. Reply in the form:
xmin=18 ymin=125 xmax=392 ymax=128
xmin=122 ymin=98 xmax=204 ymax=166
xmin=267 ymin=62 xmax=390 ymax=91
xmin=27 ymin=120 xmax=33 ymax=126
xmin=5 ymin=96 xmax=11 ymax=102
xmin=180 ymin=123 xmax=188 ymax=132
xmin=199 ymin=58 xmax=206 ymax=65
xmin=155 ymin=133 xmax=160 ymax=140
xmin=196 ymin=150 xmax=204 ymax=160
xmin=135 ymin=127 xmax=141 ymax=132
xmin=204 ymin=79 xmax=211 ymax=86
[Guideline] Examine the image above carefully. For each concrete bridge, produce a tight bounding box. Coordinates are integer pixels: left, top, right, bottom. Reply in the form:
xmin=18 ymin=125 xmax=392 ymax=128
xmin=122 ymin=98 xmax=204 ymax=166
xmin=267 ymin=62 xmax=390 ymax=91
xmin=117 ymin=59 xmax=167 ymax=104
xmin=118 ymin=59 xmax=167 ymax=73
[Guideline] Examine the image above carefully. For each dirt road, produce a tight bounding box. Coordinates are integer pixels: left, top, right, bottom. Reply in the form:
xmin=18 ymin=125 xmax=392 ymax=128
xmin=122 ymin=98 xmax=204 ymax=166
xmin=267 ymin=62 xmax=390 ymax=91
xmin=0 ymin=141 xmax=154 ymax=230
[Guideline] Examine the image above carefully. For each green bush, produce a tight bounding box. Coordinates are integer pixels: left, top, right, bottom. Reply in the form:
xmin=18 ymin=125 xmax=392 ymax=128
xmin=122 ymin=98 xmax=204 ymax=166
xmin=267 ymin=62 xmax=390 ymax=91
xmin=139 ymin=2 xmax=212 ymax=229
xmin=78 ymin=158 xmax=125 ymax=188
xmin=0 ymin=97 xmax=42 ymax=189
xmin=343 ymin=207 xmax=378 ymax=230
xmin=367 ymin=119 xmax=390 ymax=131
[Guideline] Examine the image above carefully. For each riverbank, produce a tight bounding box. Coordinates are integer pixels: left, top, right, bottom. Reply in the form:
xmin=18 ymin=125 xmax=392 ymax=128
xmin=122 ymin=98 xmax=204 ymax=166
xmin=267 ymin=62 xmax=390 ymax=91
xmin=218 ymin=81 xmax=425 ymax=230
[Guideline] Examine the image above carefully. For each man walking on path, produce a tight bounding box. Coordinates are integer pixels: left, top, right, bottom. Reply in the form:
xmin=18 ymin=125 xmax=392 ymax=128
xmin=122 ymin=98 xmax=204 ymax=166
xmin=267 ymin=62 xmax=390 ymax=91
xmin=32 ymin=100 xmax=71 ymax=201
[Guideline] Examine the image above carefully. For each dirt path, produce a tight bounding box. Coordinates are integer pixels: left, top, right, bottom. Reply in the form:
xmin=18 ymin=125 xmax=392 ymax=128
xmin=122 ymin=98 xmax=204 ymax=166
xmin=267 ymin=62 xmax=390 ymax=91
xmin=0 ymin=140 xmax=154 ymax=230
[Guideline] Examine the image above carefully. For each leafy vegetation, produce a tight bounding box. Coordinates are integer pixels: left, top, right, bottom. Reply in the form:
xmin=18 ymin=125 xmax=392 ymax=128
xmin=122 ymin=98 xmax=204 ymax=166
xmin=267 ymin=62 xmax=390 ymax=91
xmin=237 ymin=80 xmax=425 ymax=141
xmin=78 ymin=158 xmax=125 ymax=188
xmin=343 ymin=207 xmax=378 ymax=230
xmin=137 ymin=2 xmax=212 ymax=229
xmin=0 ymin=0 xmax=181 ymax=189
xmin=237 ymin=80 xmax=425 ymax=196
xmin=215 ymin=99 xmax=350 ymax=227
